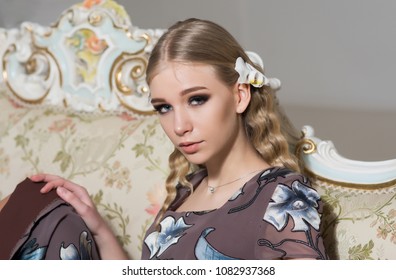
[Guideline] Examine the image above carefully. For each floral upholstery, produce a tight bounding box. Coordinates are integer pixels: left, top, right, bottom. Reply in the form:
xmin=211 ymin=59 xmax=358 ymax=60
xmin=0 ymin=87 xmax=173 ymax=259
xmin=312 ymin=177 xmax=396 ymax=259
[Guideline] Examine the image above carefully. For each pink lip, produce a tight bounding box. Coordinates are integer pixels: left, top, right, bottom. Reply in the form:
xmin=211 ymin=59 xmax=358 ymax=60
xmin=179 ymin=141 xmax=203 ymax=154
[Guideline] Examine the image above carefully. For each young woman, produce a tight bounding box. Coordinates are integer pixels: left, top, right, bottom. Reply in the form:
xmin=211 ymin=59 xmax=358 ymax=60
xmin=32 ymin=18 xmax=327 ymax=260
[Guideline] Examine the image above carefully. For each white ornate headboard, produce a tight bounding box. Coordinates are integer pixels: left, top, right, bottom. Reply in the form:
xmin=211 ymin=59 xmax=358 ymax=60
xmin=1 ymin=0 xmax=164 ymax=115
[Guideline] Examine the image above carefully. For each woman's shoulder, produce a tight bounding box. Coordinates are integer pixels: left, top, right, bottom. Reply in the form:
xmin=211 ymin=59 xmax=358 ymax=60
xmin=254 ymin=166 xmax=315 ymax=193
xmin=186 ymin=168 xmax=208 ymax=184
xmin=257 ymin=166 xmax=322 ymax=211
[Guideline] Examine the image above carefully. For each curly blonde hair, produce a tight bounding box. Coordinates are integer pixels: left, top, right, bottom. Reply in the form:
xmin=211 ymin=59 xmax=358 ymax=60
xmin=146 ymin=18 xmax=301 ymax=224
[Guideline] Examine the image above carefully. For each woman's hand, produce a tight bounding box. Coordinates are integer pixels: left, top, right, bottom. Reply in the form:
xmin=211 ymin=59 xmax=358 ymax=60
xmin=30 ymin=174 xmax=129 ymax=259
xmin=31 ymin=174 xmax=102 ymax=233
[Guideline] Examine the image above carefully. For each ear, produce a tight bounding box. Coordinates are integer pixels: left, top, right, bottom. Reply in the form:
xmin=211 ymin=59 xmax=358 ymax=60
xmin=234 ymin=83 xmax=251 ymax=114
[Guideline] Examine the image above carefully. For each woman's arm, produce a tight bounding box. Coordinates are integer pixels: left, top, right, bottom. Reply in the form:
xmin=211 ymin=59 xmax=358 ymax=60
xmin=30 ymin=174 xmax=129 ymax=260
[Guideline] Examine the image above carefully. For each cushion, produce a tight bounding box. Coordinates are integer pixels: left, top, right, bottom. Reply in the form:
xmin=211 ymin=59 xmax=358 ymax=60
xmin=312 ymin=176 xmax=396 ymax=259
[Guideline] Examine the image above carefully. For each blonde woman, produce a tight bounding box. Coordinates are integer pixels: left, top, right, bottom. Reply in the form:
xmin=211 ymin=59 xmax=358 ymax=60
xmin=34 ymin=18 xmax=327 ymax=260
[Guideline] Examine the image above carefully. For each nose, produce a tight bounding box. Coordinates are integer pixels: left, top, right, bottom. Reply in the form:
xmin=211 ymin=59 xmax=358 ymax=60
xmin=173 ymin=108 xmax=192 ymax=136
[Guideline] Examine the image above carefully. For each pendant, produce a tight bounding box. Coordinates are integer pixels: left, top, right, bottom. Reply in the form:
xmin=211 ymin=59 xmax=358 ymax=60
xmin=208 ymin=186 xmax=215 ymax=194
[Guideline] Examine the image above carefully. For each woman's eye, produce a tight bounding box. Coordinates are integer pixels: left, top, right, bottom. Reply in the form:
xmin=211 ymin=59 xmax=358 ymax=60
xmin=153 ymin=104 xmax=172 ymax=114
xmin=189 ymin=95 xmax=209 ymax=106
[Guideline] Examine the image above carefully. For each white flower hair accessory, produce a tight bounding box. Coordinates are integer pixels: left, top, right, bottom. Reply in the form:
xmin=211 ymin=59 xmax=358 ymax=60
xmin=234 ymin=51 xmax=281 ymax=91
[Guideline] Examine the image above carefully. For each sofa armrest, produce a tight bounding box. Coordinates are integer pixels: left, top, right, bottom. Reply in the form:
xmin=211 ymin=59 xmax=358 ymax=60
xmin=298 ymin=125 xmax=396 ymax=259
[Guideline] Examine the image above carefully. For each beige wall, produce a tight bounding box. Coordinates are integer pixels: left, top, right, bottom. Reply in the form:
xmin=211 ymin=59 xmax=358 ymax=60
xmin=284 ymin=105 xmax=396 ymax=161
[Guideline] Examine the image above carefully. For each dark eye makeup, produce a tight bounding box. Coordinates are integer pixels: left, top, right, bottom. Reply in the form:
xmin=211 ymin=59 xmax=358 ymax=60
xmin=152 ymin=94 xmax=210 ymax=115
xmin=189 ymin=95 xmax=209 ymax=106
xmin=152 ymin=104 xmax=172 ymax=114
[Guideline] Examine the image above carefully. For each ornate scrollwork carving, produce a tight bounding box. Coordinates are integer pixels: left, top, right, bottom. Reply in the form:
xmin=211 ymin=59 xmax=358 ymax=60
xmin=299 ymin=125 xmax=396 ymax=187
xmin=0 ymin=0 xmax=165 ymax=115
xmin=2 ymin=26 xmax=61 ymax=105
xmin=296 ymin=138 xmax=317 ymax=155
xmin=111 ymin=53 xmax=152 ymax=114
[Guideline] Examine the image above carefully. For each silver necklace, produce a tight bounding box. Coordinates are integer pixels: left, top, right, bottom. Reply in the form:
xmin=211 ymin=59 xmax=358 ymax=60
xmin=207 ymin=169 xmax=262 ymax=194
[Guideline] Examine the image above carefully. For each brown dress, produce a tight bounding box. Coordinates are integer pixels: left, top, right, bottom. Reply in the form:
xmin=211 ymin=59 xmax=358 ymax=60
xmin=0 ymin=178 xmax=100 ymax=260
xmin=141 ymin=167 xmax=327 ymax=260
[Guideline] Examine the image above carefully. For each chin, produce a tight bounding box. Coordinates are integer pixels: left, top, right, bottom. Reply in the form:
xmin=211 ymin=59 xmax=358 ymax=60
xmin=182 ymin=153 xmax=207 ymax=166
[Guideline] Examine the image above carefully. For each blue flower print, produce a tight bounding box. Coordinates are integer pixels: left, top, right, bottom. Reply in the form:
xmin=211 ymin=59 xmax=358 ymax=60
xmin=195 ymin=228 xmax=239 ymax=260
xmin=264 ymin=180 xmax=321 ymax=231
xmin=12 ymin=238 xmax=47 ymax=260
xmin=144 ymin=216 xmax=192 ymax=259
xmin=60 ymin=231 xmax=95 ymax=260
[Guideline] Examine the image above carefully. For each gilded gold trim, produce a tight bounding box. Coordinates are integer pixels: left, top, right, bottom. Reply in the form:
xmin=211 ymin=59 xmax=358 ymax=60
xmin=115 ymin=71 xmax=131 ymax=94
xmin=2 ymin=43 xmax=62 ymax=105
xmin=25 ymin=51 xmax=50 ymax=81
xmin=25 ymin=57 xmax=37 ymax=74
xmin=87 ymin=9 xmax=143 ymax=37
xmin=304 ymin=168 xmax=396 ymax=191
xmin=49 ymin=8 xmax=74 ymax=29
xmin=109 ymin=53 xmax=154 ymax=116
xmin=34 ymin=46 xmax=63 ymax=87
xmin=89 ymin=12 xmax=103 ymax=26
xmin=28 ymin=26 xmax=63 ymax=87
xmin=295 ymin=138 xmax=317 ymax=156
xmin=25 ymin=20 xmax=53 ymax=41
xmin=2 ymin=44 xmax=15 ymax=84
xmin=110 ymin=53 xmax=147 ymax=96
xmin=2 ymin=46 xmax=48 ymax=104
xmin=139 ymin=32 xmax=151 ymax=46
xmin=131 ymin=65 xmax=143 ymax=79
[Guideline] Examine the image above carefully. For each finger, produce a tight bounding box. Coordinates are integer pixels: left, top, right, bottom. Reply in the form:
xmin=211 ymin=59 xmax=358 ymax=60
xmin=40 ymin=178 xmax=67 ymax=193
xmin=56 ymin=187 xmax=101 ymax=233
xmin=30 ymin=173 xmax=62 ymax=182
xmin=62 ymin=182 xmax=94 ymax=207
xmin=56 ymin=187 xmax=91 ymax=217
xmin=29 ymin=174 xmax=45 ymax=182
xmin=43 ymin=179 xmax=94 ymax=208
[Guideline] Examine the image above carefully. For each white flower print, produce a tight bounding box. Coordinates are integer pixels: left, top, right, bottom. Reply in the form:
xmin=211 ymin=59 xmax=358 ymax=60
xmin=264 ymin=180 xmax=321 ymax=231
xmin=144 ymin=216 xmax=192 ymax=259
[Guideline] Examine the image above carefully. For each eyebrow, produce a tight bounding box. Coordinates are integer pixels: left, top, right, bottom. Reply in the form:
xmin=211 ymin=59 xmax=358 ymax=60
xmin=150 ymin=86 xmax=208 ymax=104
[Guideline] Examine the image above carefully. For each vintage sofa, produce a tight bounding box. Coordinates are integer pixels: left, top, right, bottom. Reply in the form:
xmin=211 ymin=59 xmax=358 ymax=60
xmin=1 ymin=0 xmax=395 ymax=260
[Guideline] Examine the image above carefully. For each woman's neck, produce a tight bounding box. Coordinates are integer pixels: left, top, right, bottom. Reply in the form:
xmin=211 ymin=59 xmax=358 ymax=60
xmin=205 ymin=143 xmax=269 ymax=187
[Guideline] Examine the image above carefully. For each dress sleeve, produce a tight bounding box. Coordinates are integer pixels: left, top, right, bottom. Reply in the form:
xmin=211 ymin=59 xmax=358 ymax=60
xmin=13 ymin=203 xmax=101 ymax=260
xmin=256 ymin=173 xmax=327 ymax=259
xmin=44 ymin=204 xmax=101 ymax=260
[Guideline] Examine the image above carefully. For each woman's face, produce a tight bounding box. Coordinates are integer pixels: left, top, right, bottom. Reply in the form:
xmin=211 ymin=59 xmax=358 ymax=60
xmin=149 ymin=62 xmax=248 ymax=166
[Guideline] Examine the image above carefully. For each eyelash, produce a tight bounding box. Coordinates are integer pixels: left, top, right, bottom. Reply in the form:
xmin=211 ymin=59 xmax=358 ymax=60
xmin=189 ymin=95 xmax=209 ymax=106
xmin=153 ymin=104 xmax=172 ymax=115
xmin=153 ymin=95 xmax=209 ymax=115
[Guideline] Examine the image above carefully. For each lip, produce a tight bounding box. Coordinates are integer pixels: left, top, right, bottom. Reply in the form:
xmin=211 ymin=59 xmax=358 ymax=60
xmin=179 ymin=141 xmax=203 ymax=154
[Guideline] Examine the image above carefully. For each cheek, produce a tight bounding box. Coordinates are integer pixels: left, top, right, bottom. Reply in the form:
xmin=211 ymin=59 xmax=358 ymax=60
xmin=211 ymin=102 xmax=236 ymax=125
xmin=158 ymin=117 xmax=174 ymax=140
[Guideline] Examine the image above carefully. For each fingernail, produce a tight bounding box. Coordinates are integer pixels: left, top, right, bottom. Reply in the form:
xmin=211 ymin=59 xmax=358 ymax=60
xmin=57 ymin=187 xmax=66 ymax=195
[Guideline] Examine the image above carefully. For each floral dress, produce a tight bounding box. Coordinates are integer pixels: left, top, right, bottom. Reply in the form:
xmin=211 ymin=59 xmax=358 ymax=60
xmin=141 ymin=167 xmax=327 ymax=260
